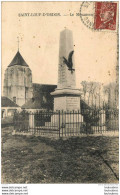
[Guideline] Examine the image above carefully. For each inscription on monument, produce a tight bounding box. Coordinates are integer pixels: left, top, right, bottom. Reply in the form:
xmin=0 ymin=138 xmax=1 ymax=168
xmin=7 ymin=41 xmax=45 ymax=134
xmin=66 ymin=96 xmax=80 ymax=110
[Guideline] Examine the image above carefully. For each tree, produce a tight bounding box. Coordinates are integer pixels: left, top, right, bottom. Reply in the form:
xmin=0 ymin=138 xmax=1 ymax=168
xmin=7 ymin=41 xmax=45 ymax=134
xmin=81 ymin=81 xmax=102 ymax=107
xmin=81 ymin=81 xmax=87 ymax=101
xmin=103 ymin=82 xmax=118 ymax=109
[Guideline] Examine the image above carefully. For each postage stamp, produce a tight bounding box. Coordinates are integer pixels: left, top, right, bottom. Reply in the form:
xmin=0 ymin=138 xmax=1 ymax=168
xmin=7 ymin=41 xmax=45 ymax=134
xmin=80 ymin=1 xmax=117 ymax=31
xmin=94 ymin=2 xmax=117 ymax=30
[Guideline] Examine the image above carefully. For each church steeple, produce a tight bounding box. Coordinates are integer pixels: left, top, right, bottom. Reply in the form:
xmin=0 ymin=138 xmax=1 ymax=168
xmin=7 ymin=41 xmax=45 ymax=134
xmin=8 ymin=51 xmax=28 ymax=67
xmin=17 ymin=36 xmax=19 ymax=52
xmin=8 ymin=37 xmax=28 ymax=67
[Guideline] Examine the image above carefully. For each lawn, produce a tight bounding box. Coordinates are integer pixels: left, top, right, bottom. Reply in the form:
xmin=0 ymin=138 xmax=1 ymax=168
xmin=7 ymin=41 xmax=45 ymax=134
xmin=1 ymin=126 xmax=119 ymax=183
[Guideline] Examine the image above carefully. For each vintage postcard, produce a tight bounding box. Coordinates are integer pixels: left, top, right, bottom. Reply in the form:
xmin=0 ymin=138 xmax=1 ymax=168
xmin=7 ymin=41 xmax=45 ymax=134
xmin=1 ymin=1 xmax=119 ymax=188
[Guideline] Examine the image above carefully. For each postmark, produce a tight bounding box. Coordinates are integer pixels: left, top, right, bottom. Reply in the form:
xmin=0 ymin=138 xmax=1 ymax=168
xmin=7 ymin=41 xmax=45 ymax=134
xmin=80 ymin=2 xmax=95 ymax=29
xmin=80 ymin=1 xmax=117 ymax=31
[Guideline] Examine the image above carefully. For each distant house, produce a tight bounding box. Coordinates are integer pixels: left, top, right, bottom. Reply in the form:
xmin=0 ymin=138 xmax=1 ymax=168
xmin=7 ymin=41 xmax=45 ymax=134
xmin=21 ymin=83 xmax=57 ymax=111
xmin=1 ymin=96 xmax=20 ymax=118
xmin=21 ymin=97 xmax=45 ymax=112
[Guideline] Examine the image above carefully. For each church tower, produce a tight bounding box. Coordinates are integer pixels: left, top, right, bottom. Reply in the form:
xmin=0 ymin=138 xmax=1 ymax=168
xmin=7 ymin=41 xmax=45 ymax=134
xmin=3 ymin=49 xmax=33 ymax=106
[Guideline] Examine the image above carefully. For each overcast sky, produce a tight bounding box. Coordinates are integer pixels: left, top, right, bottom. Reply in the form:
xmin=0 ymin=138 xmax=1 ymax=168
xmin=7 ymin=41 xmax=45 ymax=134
xmin=2 ymin=2 xmax=117 ymax=91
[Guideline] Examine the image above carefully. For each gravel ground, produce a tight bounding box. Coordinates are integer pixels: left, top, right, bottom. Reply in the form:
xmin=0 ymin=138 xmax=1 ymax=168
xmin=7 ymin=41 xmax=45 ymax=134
xmin=1 ymin=126 xmax=119 ymax=183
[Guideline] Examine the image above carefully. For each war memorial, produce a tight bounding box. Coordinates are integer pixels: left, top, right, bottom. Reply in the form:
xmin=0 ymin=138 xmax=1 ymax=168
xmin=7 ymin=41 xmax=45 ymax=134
xmin=9 ymin=28 xmax=118 ymax=137
xmin=15 ymin=29 xmax=84 ymax=136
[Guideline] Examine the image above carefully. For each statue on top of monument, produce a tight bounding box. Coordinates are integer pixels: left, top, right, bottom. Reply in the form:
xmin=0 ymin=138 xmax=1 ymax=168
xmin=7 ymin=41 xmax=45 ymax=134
xmin=63 ymin=50 xmax=75 ymax=74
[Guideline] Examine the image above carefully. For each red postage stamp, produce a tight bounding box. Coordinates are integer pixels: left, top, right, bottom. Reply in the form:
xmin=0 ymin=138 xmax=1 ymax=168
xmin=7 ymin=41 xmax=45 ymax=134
xmin=94 ymin=2 xmax=117 ymax=30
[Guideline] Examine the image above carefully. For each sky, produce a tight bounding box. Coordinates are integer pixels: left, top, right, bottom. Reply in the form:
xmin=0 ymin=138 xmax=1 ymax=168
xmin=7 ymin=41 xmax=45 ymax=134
xmin=2 ymin=1 xmax=118 ymax=91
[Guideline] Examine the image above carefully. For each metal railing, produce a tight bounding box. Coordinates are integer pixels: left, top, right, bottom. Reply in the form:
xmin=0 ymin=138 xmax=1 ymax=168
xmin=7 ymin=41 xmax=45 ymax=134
xmin=13 ymin=108 xmax=119 ymax=137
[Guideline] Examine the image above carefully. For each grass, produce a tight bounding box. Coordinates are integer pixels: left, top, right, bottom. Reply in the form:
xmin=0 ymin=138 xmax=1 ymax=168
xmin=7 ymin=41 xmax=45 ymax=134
xmin=1 ymin=126 xmax=119 ymax=183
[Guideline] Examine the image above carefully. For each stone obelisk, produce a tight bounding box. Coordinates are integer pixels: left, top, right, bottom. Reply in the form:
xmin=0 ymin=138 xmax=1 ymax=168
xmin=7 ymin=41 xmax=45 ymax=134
xmin=51 ymin=29 xmax=81 ymax=111
xmin=58 ymin=29 xmax=76 ymax=89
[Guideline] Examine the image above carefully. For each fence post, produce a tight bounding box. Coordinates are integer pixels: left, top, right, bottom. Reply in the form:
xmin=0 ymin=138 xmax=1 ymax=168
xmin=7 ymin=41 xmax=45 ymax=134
xmin=29 ymin=112 xmax=35 ymax=131
xmin=99 ymin=110 xmax=106 ymax=131
xmin=59 ymin=110 xmax=60 ymax=138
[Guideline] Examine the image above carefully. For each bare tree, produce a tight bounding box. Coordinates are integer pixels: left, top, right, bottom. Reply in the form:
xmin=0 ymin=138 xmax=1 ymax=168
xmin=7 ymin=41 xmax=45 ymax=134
xmin=81 ymin=81 xmax=87 ymax=101
xmin=81 ymin=81 xmax=102 ymax=107
xmin=103 ymin=85 xmax=110 ymax=107
xmin=103 ymin=83 xmax=118 ymax=109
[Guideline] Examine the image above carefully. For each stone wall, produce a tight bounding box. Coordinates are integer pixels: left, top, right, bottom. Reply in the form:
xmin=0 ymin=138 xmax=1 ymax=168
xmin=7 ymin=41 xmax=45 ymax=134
xmin=3 ymin=65 xmax=33 ymax=106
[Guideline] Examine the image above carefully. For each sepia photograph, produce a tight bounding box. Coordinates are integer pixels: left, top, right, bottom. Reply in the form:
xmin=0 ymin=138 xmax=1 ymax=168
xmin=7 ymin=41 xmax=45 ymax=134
xmin=1 ymin=1 xmax=119 ymax=184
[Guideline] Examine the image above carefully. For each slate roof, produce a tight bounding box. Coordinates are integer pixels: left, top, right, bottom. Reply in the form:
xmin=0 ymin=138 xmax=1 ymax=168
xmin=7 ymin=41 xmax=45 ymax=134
xmin=1 ymin=96 xmax=19 ymax=107
xmin=8 ymin=51 xmax=28 ymax=67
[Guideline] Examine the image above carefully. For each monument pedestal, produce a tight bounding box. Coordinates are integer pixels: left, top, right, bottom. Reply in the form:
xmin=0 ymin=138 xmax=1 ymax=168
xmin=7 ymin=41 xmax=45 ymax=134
xmin=51 ymin=88 xmax=81 ymax=111
xmin=51 ymin=88 xmax=83 ymax=125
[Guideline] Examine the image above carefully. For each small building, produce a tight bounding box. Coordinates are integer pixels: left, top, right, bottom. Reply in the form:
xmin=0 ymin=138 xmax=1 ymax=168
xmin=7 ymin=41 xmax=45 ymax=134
xmin=21 ymin=97 xmax=46 ymax=112
xmin=21 ymin=84 xmax=57 ymax=111
xmin=1 ymin=96 xmax=21 ymax=118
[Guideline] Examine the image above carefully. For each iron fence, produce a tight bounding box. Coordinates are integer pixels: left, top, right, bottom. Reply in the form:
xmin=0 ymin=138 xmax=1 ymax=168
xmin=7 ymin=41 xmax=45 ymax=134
xmin=13 ymin=108 xmax=119 ymax=137
xmin=13 ymin=111 xmax=29 ymax=131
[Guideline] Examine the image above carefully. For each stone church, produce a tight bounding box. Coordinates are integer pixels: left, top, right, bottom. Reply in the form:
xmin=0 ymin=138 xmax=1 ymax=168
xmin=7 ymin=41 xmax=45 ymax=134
xmin=3 ymin=50 xmax=33 ymax=106
xmin=3 ymin=49 xmax=57 ymax=111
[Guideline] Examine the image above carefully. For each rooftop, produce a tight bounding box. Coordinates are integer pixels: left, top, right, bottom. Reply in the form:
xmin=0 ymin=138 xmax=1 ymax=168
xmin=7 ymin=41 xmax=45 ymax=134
xmin=1 ymin=96 xmax=19 ymax=107
xmin=8 ymin=51 xmax=28 ymax=67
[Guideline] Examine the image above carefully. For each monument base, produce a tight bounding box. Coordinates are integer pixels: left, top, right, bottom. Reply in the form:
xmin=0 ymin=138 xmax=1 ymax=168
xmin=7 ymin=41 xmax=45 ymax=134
xmin=54 ymin=96 xmax=80 ymax=111
xmin=50 ymin=88 xmax=83 ymax=135
xmin=51 ymin=88 xmax=81 ymax=111
xmin=45 ymin=112 xmax=83 ymax=127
